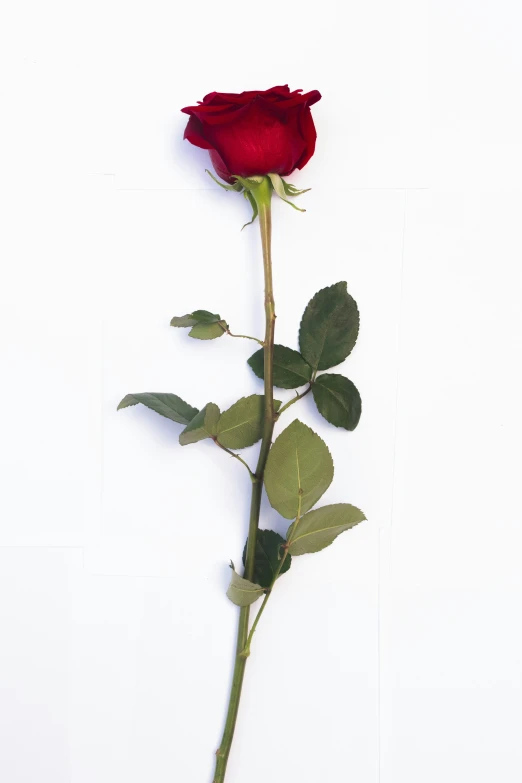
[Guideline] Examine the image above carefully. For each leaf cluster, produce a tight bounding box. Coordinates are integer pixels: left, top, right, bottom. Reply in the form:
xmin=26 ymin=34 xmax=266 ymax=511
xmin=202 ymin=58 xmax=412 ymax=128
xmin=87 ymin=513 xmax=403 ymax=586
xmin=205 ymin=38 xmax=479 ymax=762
xmin=248 ymin=282 xmax=362 ymax=430
xmin=118 ymin=392 xmax=280 ymax=451
xmin=170 ymin=309 xmax=228 ymax=340
xmin=226 ymin=418 xmax=365 ymax=605
xmin=119 ymin=281 xmax=367 ymax=610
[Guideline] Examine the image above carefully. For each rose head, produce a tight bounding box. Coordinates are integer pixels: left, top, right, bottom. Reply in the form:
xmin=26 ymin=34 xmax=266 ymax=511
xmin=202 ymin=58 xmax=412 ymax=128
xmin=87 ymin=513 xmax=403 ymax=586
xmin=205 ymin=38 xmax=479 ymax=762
xmin=181 ymin=85 xmax=321 ymax=183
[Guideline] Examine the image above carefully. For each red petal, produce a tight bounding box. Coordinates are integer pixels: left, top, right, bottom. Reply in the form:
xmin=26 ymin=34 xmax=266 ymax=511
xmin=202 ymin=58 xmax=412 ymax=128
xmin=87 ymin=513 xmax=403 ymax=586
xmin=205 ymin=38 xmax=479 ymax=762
xmin=201 ymin=85 xmax=291 ymax=106
xmin=183 ymin=115 xmax=214 ymax=150
xmin=209 ymin=150 xmax=234 ymax=183
xmin=295 ymin=105 xmax=318 ymax=170
xmin=181 ymin=87 xmax=321 ymax=176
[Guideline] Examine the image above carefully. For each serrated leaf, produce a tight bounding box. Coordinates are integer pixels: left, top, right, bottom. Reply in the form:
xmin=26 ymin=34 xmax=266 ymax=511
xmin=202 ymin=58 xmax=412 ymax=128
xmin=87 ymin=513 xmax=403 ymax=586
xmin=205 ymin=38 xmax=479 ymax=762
xmin=170 ymin=314 xmax=198 ymax=327
xmin=188 ymin=321 xmax=226 ymax=340
xmin=216 ymin=395 xmax=281 ymax=449
xmin=248 ymin=345 xmax=312 ymax=389
xmin=299 ymin=281 xmax=359 ymax=371
xmin=179 ymin=403 xmax=220 ymax=445
xmin=312 ymin=374 xmax=362 ymax=430
xmin=190 ymin=310 xmax=221 ymax=324
xmin=264 ymin=419 xmax=334 ymax=520
xmin=117 ymin=393 xmax=198 ymax=425
xmin=287 ymin=503 xmax=366 ymax=555
xmin=242 ymin=530 xmax=291 ymax=588
xmin=226 ymin=569 xmax=264 ymax=607
xmin=171 ymin=310 xmax=225 ymax=333
xmin=171 ymin=309 xmax=221 ymax=328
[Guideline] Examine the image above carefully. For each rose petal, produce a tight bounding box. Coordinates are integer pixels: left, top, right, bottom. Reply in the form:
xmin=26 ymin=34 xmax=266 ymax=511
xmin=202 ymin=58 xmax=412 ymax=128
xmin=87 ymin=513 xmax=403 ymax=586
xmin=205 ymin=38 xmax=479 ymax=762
xmin=183 ymin=115 xmax=214 ymax=150
xmin=181 ymin=86 xmax=321 ymax=177
xmin=209 ymin=150 xmax=233 ymax=183
xmin=295 ymin=106 xmax=319 ymax=170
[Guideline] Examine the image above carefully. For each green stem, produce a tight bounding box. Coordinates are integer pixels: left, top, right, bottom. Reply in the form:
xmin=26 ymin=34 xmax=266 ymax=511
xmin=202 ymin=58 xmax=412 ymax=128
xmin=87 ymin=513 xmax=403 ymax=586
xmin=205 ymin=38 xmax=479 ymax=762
xmin=241 ymin=494 xmax=302 ymax=656
xmin=226 ymin=329 xmax=264 ymax=346
xmin=213 ymin=438 xmax=255 ymax=480
xmin=213 ymin=177 xmax=275 ymax=783
xmin=241 ymin=549 xmax=288 ymax=657
xmin=276 ymin=383 xmax=313 ymax=417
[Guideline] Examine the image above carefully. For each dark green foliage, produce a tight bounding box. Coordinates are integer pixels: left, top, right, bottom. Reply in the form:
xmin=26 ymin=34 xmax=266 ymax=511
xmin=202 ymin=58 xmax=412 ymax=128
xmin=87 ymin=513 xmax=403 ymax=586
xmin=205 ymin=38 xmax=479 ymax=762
xmin=299 ymin=281 xmax=359 ymax=370
xmin=312 ymin=374 xmax=362 ymax=430
xmin=117 ymin=393 xmax=198 ymax=425
xmin=242 ymin=530 xmax=291 ymax=588
xmin=171 ymin=309 xmax=227 ymax=340
xmin=248 ymin=345 xmax=312 ymax=389
xmin=171 ymin=309 xmax=221 ymax=327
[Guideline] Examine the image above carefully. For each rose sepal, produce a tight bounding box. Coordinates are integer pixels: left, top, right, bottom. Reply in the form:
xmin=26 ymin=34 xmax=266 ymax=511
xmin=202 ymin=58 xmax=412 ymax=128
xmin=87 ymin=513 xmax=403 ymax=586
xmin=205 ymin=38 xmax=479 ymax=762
xmin=280 ymin=177 xmax=311 ymax=197
xmin=267 ymin=173 xmax=307 ymax=212
xmin=205 ymin=169 xmax=243 ymax=192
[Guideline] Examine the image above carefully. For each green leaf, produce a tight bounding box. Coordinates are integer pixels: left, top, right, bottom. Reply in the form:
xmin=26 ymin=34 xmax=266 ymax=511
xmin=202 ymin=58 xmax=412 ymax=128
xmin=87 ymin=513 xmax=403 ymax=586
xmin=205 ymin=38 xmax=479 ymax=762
xmin=170 ymin=314 xmax=198 ymax=327
xmin=171 ymin=310 xmax=223 ymax=331
xmin=264 ymin=419 xmax=334 ymax=520
xmin=226 ymin=568 xmax=264 ymax=607
xmin=287 ymin=503 xmax=366 ymax=555
xmin=242 ymin=530 xmax=291 ymax=589
xmin=188 ymin=321 xmax=227 ymax=340
xmin=248 ymin=345 xmax=312 ymax=389
xmin=217 ymin=395 xmax=281 ymax=449
xmin=179 ymin=403 xmax=220 ymax=445
xmin=299 ymin=281 xmax=359 ymax=371
xmin=312 ymin=374 xmax=362 ymax=430
xmin=190 ymin=310 xmax=221 ymax=324
xmin=117 ymin=393 xmax=198 ymax=425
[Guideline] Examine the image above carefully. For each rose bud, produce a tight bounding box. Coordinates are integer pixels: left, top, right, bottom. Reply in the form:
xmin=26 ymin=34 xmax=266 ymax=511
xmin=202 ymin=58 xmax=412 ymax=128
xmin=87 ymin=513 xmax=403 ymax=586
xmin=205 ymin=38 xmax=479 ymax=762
xmin=181 ymin=85 xmax=321 ymax=184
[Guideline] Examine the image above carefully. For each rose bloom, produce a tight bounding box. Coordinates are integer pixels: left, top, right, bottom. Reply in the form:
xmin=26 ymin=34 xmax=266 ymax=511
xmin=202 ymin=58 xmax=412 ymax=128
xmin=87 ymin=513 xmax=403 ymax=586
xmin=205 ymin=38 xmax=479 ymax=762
xmin=181 ymin=85 xmax=321 ymax=183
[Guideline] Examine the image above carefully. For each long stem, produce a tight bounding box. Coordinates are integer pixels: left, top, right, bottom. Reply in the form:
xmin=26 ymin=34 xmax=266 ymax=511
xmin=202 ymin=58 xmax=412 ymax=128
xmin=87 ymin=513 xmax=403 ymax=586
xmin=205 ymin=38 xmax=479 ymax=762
xmin=213 ymin=178 xmax=275 ymax=783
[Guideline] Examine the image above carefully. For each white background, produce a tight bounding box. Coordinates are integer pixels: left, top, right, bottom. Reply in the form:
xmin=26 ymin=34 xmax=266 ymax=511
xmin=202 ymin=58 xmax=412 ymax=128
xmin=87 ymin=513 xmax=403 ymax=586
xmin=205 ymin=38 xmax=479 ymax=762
xmin=1 ymin=0 xmax=522 ymax=781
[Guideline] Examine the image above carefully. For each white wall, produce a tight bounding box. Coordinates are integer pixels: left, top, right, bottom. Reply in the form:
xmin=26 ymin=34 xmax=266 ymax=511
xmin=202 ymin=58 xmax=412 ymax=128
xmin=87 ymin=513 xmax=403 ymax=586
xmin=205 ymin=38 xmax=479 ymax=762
xmin=1 ymin=0 xmax=521 ymax=781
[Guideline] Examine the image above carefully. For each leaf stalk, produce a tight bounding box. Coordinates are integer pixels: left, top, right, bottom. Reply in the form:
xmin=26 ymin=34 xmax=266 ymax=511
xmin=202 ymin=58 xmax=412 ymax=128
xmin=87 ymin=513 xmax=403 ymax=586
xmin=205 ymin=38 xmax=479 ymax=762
xmin=225 ymin=329 xmax=264 ymax=346
xmin=276 ymin=383 xmax=313 ymax=417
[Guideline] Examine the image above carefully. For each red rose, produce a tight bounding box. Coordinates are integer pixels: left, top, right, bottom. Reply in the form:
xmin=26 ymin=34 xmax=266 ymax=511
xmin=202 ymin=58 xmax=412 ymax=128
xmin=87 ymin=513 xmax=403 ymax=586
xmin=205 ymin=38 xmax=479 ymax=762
xmin=181 ymin=85 xmax=321 ymax=183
